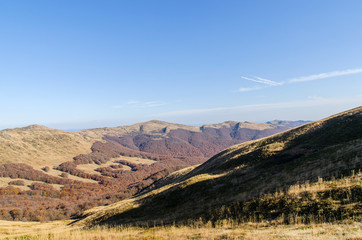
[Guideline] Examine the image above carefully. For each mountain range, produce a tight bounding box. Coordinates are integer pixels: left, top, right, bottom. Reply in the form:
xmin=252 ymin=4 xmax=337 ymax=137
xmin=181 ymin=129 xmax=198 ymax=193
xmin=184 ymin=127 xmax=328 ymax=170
xmin=75 ymin=106 xmax=361 ymax=227
xmin=0 ymin=119 xmax=309 ymax=221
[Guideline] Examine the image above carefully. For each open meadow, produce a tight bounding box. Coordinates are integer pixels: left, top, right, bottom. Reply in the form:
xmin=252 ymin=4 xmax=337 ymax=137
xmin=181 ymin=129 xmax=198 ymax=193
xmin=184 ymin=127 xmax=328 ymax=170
xmin=1 ymin=220 xmax=361 ymax=240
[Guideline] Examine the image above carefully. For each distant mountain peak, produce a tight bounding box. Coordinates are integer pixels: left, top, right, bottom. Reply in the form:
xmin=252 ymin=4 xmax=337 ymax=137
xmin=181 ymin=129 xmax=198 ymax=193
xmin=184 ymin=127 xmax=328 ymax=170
xmin=77 ymin=106 xmax=362 ymax=227
xmin=18 ymin=124 xmax=51 ymax=131
xmin=266 ymin=120 xmax=311 ymax=128
xmin=144 ymin=120 xmax=169 ymax=124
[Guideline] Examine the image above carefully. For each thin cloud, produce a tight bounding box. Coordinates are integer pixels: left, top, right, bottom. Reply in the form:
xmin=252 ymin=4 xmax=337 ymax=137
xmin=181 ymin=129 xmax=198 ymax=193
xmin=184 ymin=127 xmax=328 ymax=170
xmin=254 ymin=76 xmax=282 ymax=86
xmin=288 ymin=68 xmax=362 ymax=83
xmin=155 ymin=95 xmax=362 ymax=117
xmin=238 ymin=76 xmax=281 ymax=92
xmin=239 ymin=67 xmax=362 ymax=92
xmin=241 ymin=76 xmax=281 ymax=86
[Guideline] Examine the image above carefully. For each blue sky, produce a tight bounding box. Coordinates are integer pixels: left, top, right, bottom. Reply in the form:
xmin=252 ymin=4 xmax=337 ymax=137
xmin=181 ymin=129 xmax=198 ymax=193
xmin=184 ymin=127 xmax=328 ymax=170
xmin=1 ymin=0 xmax=362 ymax=130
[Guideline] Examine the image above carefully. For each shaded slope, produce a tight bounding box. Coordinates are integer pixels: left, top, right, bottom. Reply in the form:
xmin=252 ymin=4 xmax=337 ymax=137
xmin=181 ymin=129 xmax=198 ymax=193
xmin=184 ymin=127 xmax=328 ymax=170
xmin=0 ymin=120 xmax=307 ymax=222
xmin=78 ymin=106 xmax=362 ymax=226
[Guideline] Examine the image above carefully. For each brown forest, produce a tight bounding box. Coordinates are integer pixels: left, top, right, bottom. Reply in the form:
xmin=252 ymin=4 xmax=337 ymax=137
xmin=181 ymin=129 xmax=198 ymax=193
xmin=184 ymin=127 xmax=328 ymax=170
xmin=0 ymin=120 xmax=307 ymax=221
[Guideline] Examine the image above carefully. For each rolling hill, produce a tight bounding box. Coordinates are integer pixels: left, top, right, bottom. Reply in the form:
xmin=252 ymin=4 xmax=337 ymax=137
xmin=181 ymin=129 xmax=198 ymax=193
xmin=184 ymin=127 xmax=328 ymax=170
xmin=0 ymin=120 xmax=308 ymax=167
xmin=0 ymin=119 xmax=308 ymax=221
xmin=77 ymin=106 xmax=362 ymax=227
xmin=0 ymin=125 xmax=95 ymax=167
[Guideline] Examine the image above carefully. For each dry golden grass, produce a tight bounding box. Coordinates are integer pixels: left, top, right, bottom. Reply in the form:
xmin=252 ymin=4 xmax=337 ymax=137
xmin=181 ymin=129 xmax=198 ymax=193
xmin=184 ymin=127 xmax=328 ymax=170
xmin=157 ymin=165 xmax=198 ymax=185
xmin=76 ymin=171 xmax=232 ymax=225
xmin=204 ymin=121 xmax=275 ymax=131
xmin=78 ymin=166 xmax=204 ymax=221
xmin=287 ymin=170 xmax=362 ymax=195
xmin=78 ymin=120 xmax=278 ymax=140
xmin=1 ymin=220 xmax=361 ymax=240
xmin=0 ymin=124 xmax=103 ymax=184
xmin=114 ymin=156 xmax=157 ymax=165
xmin=77 ymin=161 xmax=131 ymax=174
xmin=77 ymin=167 xmax=362 ymax=227
xmin=0 ymin=125 xmax=95 ymax=168
xmin=0 ymin=119 xmax=300 ymax=186
xmin=77 ymin=120 xmax=202 ymax=139
xmin=76 ymin=156 xmax=156 ymax=176
xmin=0 ymin=177 xmax=63 ymax=190
xmin=34 ymin=167 xmax=99 ymax=183
xmin=0 ymin=220 xmax=74 ymax=239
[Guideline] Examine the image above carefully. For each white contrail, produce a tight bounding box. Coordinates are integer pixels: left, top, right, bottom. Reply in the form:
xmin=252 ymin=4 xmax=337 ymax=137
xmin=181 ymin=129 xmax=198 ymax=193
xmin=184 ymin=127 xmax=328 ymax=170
xmin=288 ymin=68 xmax=362 ymax=83
xmin=254 ymin=76 xmax=282 ymax=86
xmin=155 ymin=95 xmax=362 ymax=117
xmin=241 ymin=76 xmax=281 ymax=86
xmin=239 ymin=67 xmax=362 ymax=92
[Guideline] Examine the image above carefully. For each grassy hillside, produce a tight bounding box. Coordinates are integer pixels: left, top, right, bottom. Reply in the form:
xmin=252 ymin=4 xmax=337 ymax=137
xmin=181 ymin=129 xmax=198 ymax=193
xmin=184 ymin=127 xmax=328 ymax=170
xmin=79 ymin=119 xmax=301 ymax=158
xmin=0 ymin=120 xmax=304 ymax=168
xmin=0 ymin=125 xmax=95 ymax=168
xmin=77 ymin=106 xmax=362 ymax=227
xmin=0 ymin=120 xmax=305 ymax=222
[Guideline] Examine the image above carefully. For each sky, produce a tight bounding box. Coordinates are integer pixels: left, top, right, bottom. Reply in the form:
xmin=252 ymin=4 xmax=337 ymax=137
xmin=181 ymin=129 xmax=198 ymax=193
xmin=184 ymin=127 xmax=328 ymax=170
xmin=1 ymin=0 xmax=362 ymax=130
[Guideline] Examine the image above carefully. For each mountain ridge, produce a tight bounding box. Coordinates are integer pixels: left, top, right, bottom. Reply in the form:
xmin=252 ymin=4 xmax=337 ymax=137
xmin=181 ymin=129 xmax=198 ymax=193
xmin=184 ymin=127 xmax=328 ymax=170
xmin=0 ymin=119 xmax=310 ymax=221
xmin=76 ymin=106 xmax=362 ymax=227
xmin=0 ymin=119 xmax=310 ymax=166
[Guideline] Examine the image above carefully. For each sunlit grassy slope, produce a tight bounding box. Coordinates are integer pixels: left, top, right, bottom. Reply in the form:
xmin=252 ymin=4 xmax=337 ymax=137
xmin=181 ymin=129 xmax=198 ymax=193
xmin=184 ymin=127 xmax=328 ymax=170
xmin=1 ymin=220 xmax=361 ymax=240
xmin=3 ymin=173 xmax=359 ymax=239
xmin=0 ymin=120 xmax=288 ymax=168
xmin=77 ymin=106 xmax=362 ymax=227
xmin=0 ymin=125 xmax=95 ymax=168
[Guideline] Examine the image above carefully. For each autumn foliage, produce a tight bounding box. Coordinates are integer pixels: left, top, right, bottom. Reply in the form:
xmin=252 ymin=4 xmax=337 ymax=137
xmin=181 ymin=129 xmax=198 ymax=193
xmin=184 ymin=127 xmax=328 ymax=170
xmin=0 ymin=123 xmax=295 ymax=221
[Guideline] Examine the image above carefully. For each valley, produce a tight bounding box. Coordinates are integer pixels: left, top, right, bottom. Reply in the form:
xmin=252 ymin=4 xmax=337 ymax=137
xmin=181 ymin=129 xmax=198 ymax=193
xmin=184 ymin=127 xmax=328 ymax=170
xmin=0 ymin=120 xmax=307 ymax=221
xmin=2 ymin=1 xmax=361 ymax=239
xmin=0 ymin=107 xmax=361 ymax=239
xmin=1 ymin=172 xmax=361 ymax=239
xmin=77 ymin=107 xmax=362 ymax=227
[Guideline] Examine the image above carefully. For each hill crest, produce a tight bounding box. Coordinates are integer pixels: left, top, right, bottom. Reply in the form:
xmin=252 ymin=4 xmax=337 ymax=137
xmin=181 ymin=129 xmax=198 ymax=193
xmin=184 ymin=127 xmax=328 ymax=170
xmin=76 ymin=106 xmax=362 ymax=226
xmin=0 ymin=118 xmax=312 ymax=221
